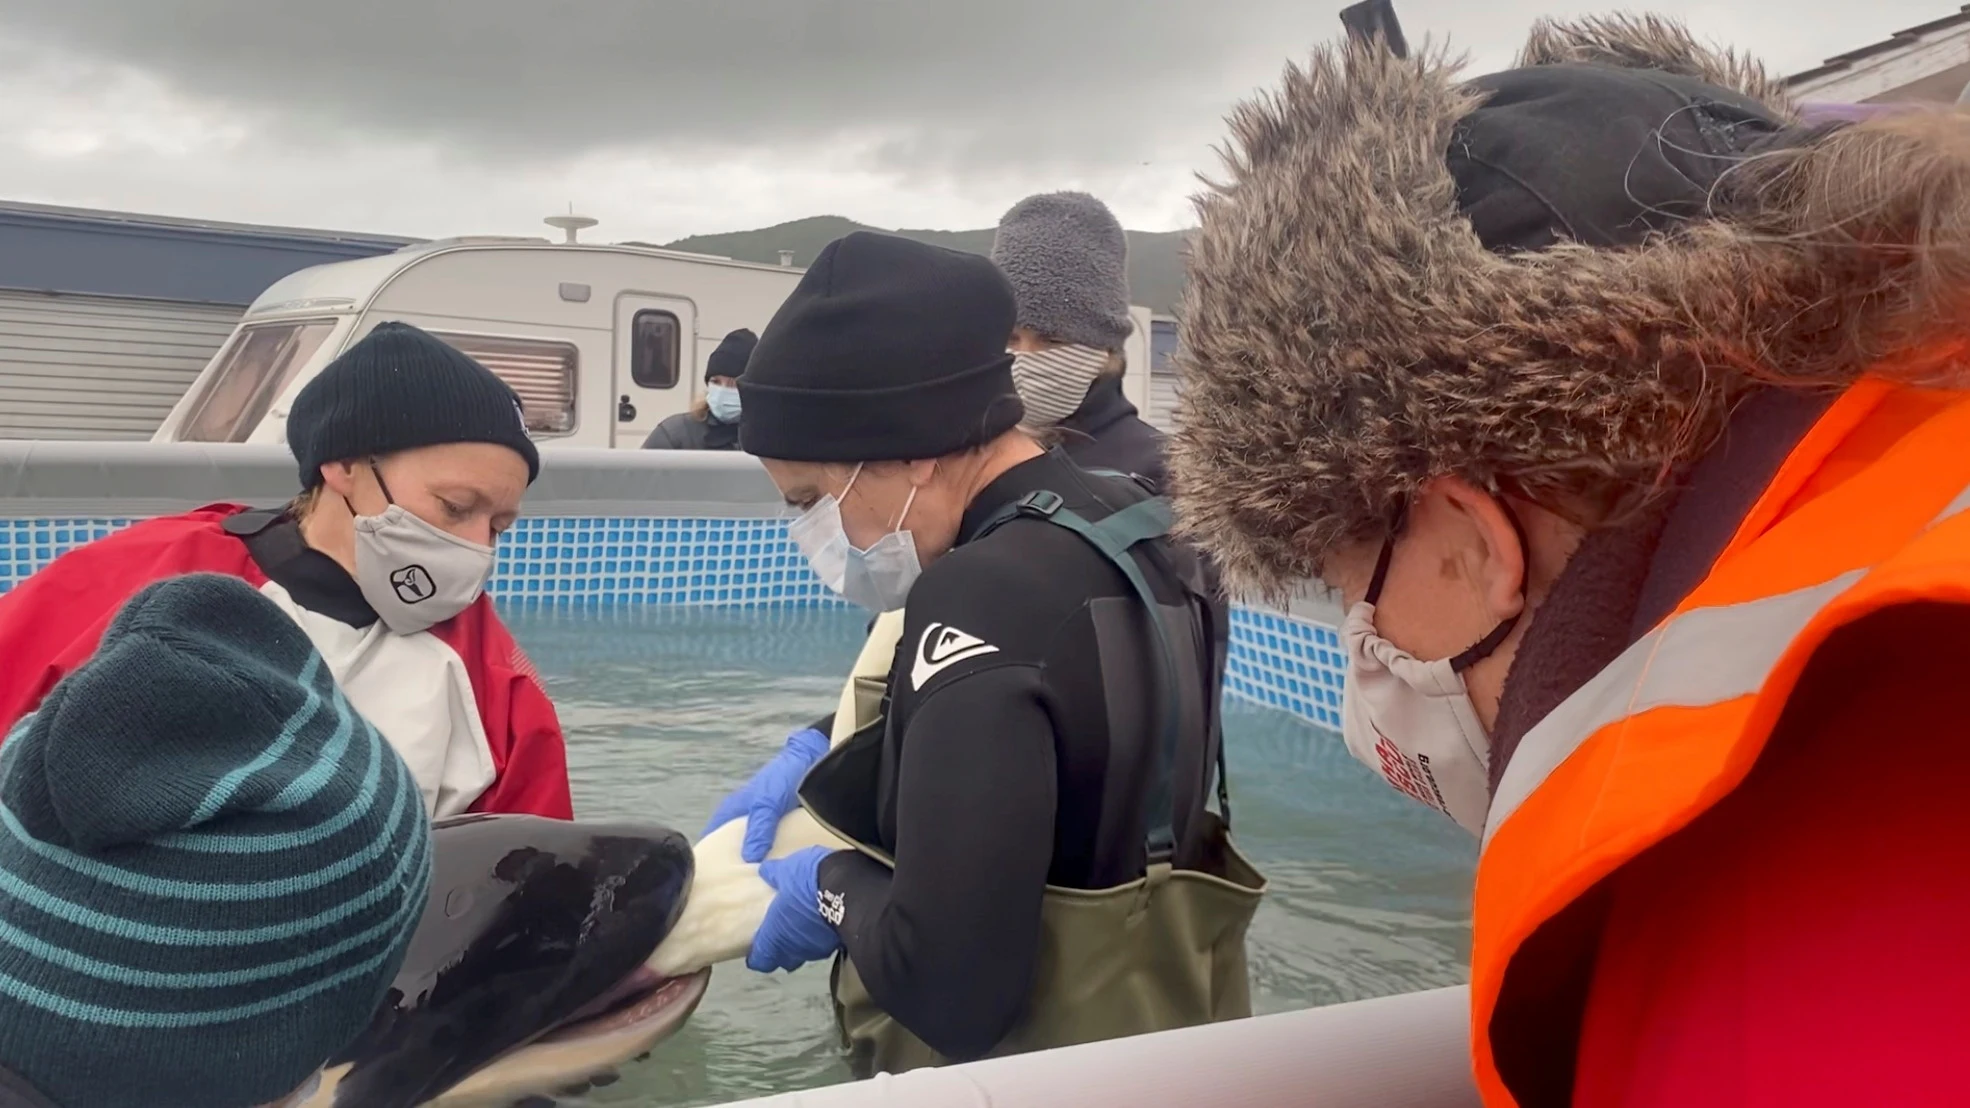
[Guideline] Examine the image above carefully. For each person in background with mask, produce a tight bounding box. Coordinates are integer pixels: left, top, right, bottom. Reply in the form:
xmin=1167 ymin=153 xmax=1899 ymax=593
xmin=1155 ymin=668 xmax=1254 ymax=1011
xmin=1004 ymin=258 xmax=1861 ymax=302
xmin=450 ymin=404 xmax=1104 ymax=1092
xmin=992 ymin=191 xmax=1168 ymax=490
xmin=0 ymin=322 xmax=571 ymax=819
xmin=0 ymin=574 xmax=432 ymax=1108
xmin=643 ymin=328 xmax=756 ymax=450
xmin=708 ymin=230 xmax=1262 ymax=1077
xmin=1174 ymin=13 xmax=1970 ymax=1106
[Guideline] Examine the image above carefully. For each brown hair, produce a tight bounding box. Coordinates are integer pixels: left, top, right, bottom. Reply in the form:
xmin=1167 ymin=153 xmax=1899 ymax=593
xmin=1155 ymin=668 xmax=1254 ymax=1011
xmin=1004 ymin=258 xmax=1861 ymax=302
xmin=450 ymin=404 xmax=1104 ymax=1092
xmin=287 ymin=484 xmax=323 ymax=521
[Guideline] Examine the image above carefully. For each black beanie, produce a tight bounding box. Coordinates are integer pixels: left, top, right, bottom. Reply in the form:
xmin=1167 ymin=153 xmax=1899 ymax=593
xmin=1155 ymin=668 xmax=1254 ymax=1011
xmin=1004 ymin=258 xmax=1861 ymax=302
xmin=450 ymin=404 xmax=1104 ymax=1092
xmin=287 ymin=321 xmax=542 ymax=489
xmin=1450 ymin=65 xmax=1785 ymax=254
xmin=739 ymin=232 xmax=1023 ymax=462
xmin=706 ymin=328 xmax=758 ymax=382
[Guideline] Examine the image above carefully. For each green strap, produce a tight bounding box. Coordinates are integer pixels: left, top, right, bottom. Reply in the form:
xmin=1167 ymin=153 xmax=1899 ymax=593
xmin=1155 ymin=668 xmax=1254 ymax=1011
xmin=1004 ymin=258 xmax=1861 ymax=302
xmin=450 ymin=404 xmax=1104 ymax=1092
xmin=1085 ymin=469 xmax=1235 ymax=827
xmin=978 ymin=491 xmax=1186 ymax=859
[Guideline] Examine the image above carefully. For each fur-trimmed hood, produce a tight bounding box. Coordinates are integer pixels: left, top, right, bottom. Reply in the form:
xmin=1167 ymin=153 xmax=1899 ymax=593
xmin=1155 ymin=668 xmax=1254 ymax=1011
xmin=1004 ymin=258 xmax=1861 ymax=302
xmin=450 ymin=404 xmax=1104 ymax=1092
xmin=1171 ymin=13 xmax=1970 ymax=599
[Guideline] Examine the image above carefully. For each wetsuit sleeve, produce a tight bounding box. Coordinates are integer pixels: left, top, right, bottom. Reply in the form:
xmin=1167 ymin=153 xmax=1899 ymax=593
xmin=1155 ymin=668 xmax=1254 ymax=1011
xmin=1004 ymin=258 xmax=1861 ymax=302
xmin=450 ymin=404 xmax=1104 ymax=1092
xmin=817 ymin=662 xmax=1058 ymax=1061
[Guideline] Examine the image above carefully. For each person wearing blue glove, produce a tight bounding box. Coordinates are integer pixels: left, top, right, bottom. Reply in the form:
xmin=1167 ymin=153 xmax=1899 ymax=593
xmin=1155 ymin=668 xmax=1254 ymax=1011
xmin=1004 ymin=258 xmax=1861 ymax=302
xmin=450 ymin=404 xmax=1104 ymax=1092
xmin=730 ymin=231 xmax=1258 ymax=1080
xmin=746 ymin=846 xmax=844 ymax=973
xmin=703 ymin=722 xmax=831 ymax=863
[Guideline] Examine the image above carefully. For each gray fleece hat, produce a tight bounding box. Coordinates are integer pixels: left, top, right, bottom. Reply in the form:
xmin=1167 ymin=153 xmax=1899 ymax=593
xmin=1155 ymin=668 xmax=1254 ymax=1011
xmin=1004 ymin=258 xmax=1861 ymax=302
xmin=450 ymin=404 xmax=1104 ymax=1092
xmin=990 ymin=191 xmax=1134 ymax=351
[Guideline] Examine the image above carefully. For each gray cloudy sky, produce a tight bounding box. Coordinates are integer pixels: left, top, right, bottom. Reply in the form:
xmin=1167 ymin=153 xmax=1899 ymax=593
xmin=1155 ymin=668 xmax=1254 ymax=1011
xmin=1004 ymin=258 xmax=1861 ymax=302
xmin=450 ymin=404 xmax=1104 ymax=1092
xmin=0 ymin=1 xmax=1955 ymax=240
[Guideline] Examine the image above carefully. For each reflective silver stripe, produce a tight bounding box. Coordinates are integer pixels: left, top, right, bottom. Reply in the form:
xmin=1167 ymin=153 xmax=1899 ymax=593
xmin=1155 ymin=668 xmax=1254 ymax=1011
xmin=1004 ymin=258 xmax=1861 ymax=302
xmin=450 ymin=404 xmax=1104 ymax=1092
xmin=1483 ymin=479 xmax=1970 ymax=848
xmin=1480 ymin=572 xmax=1861 ymax=846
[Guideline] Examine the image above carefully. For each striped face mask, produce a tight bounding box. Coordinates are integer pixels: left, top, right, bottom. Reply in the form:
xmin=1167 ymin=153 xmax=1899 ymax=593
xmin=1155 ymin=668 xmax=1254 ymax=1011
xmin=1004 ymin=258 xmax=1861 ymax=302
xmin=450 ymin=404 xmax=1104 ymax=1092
xmin=1011 ymin=344 xmax=1109 ymax=428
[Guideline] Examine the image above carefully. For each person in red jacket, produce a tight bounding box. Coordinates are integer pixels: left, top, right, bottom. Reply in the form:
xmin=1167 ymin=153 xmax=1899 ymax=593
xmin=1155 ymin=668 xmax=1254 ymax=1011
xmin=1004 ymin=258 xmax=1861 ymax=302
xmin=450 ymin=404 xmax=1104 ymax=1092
xmin=0 ymin=321 xmax=572 ymax=819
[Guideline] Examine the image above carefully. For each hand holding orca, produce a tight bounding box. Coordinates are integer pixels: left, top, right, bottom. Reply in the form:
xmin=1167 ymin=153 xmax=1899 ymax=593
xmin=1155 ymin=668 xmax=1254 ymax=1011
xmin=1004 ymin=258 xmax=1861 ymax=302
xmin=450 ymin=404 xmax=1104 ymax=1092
xmin=703 ymin=725 xmax=831 ymax=863
xmin=748 ymin=847 xmax=846 ymax=973
xmin=644 ymin=611 xmax=906 ymax=979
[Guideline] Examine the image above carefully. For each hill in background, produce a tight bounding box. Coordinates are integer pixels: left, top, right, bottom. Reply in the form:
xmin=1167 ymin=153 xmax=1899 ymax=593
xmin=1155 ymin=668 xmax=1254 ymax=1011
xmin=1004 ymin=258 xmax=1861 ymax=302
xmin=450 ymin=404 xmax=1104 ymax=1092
xmin=659 ymin=215 xmax=1190 ymax=313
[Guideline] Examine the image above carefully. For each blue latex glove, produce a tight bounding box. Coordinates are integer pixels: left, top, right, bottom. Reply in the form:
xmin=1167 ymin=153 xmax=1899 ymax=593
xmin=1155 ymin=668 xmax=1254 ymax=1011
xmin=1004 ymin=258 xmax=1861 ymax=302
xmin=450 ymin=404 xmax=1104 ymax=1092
xmin=747 ymin=846 xmax=844 ymax=973
xmin=703 ymin=727 xmax=831 ymax=863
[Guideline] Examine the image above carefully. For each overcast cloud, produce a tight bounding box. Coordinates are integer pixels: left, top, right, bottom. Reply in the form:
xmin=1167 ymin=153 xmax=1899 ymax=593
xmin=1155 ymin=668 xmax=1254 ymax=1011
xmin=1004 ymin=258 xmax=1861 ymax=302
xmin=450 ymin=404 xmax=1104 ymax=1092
xmin=0 ymin=1 xmax=1956 ymax=241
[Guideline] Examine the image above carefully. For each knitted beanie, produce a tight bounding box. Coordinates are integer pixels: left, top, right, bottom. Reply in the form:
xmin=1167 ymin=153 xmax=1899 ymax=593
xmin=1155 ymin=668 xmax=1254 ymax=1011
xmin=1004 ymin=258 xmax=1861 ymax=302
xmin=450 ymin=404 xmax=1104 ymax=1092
xmin=0 ymin=573 xmax=434 ymax=1108
xmin=740 ymin=231 xmax=1023 ymax=462
xmin=705 ymin=328 xmax=758 ymax=382
xmin=990 ymin=192 xmax=1134 ymax=351
xmin=287 ymin=321 xmax=541 ymax=490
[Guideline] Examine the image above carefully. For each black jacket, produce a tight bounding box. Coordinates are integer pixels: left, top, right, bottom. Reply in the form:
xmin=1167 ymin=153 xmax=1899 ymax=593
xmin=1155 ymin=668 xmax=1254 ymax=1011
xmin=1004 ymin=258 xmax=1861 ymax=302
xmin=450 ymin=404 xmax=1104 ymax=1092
xmin=1056 ymin=376 xmax=1168 ymax=493
xmin=641 ymin=411 xmax=740 ymax=450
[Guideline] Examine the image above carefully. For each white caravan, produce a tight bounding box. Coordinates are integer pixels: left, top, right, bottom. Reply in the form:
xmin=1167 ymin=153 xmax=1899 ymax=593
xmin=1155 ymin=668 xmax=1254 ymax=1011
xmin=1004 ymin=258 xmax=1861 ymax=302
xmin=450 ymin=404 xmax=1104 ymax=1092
xmin=153 ymin=232 xmax=1165 ymax=450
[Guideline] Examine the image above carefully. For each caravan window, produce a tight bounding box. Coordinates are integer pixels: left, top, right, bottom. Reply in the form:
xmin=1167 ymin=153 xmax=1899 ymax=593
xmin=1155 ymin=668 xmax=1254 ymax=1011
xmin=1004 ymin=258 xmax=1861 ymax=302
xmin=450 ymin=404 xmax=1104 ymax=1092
xmin=429 ymin=331 xmax=579 ymax=435
xmin=178 ymin=320 xmax=336 ymax=443
xmin=1150 ymin=319 xmax=1179 ymax=376
xmin=630 ymin=310 xmax=681 ymax=389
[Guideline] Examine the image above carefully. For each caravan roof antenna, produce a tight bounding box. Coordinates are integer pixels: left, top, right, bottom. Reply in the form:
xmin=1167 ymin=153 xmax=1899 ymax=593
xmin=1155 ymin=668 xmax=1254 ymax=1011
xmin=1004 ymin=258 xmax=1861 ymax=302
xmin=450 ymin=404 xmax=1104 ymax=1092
xmin=1340 ymin=0 xmax=1408 ymax=58
xmin=544 ymin=211 xmax=599 ymax=244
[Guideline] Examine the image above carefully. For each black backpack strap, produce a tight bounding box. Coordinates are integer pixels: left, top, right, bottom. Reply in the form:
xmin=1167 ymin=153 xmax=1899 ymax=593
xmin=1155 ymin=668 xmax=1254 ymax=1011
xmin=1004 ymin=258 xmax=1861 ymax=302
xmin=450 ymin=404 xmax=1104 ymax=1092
xmin=1081 ymin=471 xmax=1235 ymax=827
xmin=976 ymin=490 xmax=1191 ymax=860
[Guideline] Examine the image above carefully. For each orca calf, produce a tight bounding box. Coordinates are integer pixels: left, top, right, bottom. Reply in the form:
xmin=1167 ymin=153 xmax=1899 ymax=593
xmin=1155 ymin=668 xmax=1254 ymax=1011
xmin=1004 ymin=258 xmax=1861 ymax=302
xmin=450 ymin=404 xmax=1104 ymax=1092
xmin=302 ymin=814 xmax=710 ymax=1108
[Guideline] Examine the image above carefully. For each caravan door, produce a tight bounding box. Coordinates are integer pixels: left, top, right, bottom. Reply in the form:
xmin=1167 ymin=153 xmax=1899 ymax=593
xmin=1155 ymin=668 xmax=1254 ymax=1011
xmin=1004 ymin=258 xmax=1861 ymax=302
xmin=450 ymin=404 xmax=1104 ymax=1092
xmin=613 ymin=293 xmax=698 ymax=447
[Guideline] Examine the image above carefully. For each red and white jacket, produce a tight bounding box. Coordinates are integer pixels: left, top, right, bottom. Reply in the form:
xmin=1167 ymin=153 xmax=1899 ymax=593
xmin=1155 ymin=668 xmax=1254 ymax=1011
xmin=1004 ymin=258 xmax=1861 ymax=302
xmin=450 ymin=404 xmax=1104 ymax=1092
xmin=0 ymin=503 xmax=572 ymax=819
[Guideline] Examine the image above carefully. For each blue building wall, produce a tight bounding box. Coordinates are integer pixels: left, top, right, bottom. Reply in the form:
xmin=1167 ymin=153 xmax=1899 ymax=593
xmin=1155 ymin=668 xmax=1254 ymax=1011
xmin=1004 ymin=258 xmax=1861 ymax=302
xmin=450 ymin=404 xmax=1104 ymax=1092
xmin=0 ymin=201 xmax=415 ymax=306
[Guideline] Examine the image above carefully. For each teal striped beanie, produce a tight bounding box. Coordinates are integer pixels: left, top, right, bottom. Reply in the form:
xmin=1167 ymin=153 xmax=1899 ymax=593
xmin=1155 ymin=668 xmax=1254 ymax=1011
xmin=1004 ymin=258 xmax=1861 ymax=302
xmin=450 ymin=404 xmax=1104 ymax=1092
xmin=0 ymin=573 xmax=434 ymax=1108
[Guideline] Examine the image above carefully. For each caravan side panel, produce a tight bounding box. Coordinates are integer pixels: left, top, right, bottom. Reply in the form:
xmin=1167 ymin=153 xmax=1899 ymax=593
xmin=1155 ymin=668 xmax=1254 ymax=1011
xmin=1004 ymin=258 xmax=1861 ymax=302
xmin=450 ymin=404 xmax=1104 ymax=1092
xmin=0 ymin=291 xmax=241 ymax=440
xmin=364 ymin=248 xmax=803 ymax=446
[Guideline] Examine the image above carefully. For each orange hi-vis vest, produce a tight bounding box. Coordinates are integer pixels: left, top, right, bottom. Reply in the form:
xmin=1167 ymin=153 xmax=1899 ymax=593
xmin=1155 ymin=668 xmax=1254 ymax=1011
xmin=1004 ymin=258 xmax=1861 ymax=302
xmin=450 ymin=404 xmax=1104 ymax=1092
xmin=1471 ymin=379 xmax=1970 ymax=1106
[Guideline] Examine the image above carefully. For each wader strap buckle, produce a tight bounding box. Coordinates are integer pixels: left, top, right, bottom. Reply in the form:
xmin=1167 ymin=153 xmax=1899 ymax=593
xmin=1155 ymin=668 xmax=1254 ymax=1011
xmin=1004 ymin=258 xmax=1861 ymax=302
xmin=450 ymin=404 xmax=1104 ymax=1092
xmin=1128 ymin=860 xmax=1176 ymax=920
xmin=1017 ymin=490 xmax=1065 ymax=517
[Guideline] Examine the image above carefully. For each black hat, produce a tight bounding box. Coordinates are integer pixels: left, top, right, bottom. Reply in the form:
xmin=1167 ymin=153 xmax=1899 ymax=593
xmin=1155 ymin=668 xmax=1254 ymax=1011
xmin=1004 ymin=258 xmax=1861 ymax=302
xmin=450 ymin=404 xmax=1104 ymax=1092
xmin=739 ymin=232 xmax=1023 ymax=462
xmin=706 ymin=328 xmax=758 ymax=382
xmin=1449 ymin=64 xmax=1786 ymax=253
xmin=287 ymin=321 xmax=542 ymax=489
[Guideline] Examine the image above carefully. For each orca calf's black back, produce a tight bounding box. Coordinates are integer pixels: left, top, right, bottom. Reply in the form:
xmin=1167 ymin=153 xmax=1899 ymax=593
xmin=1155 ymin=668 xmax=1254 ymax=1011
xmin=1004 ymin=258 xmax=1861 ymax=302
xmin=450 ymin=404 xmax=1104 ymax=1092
xmin=305 ymin=815 xmax=709 ymax=1108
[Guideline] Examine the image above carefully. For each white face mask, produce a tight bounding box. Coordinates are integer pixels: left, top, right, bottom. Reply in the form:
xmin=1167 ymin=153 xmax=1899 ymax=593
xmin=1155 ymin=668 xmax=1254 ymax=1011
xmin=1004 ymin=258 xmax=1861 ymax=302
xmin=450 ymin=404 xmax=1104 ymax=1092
xmin=1338 ymin=519 xmax=1520 ymax=837
xmin=1011 ymin=344 xmax=1109 ymax=428
xmin=787 ymin=463 xmax=922 ymax=612
xmin=1341 ymin=602 xmax=1495 ymax=835
xmin=348 ymin=463 xmax=497 ymax=634
xmin=706 ymin=383 xmax=742 ymax=424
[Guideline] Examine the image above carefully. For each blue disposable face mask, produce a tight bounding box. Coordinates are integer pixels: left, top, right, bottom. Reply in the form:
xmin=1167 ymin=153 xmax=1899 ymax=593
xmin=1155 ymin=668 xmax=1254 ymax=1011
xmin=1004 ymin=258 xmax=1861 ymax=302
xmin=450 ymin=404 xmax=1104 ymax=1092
xmin=787 ymin=463 xmax=922 ymax=612
xmin=706 ymin=383 xmax=742 ymax=424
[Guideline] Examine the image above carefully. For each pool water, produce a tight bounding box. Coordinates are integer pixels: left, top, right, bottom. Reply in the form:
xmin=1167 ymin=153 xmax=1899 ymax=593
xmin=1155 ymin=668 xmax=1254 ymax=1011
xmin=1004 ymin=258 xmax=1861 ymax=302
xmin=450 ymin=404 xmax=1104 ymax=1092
xmin=507 ymin=606 xmax=1477 ymax=1108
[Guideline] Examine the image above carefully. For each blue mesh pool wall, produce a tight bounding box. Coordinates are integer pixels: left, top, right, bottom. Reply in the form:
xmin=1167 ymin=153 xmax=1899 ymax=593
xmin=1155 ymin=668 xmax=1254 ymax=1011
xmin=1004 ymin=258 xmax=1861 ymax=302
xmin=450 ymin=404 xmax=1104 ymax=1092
xmin=0 ymin=444 xmax=1348 ymax=730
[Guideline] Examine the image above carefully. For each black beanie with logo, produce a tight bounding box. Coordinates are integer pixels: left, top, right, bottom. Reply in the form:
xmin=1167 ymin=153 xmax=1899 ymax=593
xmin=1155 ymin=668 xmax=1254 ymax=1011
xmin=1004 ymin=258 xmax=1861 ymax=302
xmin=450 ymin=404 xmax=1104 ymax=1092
xmin=739 ymin=231 xmax=1023 ymax=462
xmin=286 ymin=321 xmax=542 ymax=489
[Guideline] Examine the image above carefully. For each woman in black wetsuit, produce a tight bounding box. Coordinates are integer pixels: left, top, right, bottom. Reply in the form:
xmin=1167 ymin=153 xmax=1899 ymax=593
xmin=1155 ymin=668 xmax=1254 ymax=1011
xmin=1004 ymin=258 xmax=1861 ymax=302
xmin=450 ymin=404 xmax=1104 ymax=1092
xmin=705 ymin=230 xmax=1265 ymax=1078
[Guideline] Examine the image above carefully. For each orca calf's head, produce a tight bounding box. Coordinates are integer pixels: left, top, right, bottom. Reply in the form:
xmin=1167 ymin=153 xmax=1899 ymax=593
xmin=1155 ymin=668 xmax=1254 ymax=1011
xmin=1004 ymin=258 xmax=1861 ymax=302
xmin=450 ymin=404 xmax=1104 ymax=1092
xmin=305 ymin=814 xmax=709 ymax=1108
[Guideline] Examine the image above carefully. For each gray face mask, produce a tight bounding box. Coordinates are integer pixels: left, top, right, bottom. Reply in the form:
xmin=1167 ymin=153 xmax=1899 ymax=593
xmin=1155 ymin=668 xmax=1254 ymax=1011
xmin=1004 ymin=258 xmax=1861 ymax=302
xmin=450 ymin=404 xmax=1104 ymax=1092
xmin=347 ymin=464 xmax=496 ymax=634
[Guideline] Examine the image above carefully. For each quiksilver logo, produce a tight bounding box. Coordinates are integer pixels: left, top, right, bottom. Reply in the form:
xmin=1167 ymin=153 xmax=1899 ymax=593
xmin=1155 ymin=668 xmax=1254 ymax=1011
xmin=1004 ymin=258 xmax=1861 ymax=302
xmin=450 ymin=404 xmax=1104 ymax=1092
xmin=910 ymin=623 xmax=999 ymax=691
